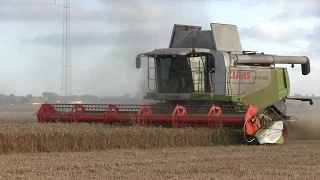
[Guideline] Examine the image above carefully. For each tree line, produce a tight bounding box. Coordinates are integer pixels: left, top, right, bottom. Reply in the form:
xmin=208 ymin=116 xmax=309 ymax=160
xmin=0 ymin=92 xmax=150 ymax=105
xmin=0 ymin=92 xmax=317 ymax=106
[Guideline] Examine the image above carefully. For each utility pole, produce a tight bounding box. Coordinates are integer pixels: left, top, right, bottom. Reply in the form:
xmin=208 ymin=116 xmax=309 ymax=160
xmin=61 ymin=0 xmax=71 ymax=102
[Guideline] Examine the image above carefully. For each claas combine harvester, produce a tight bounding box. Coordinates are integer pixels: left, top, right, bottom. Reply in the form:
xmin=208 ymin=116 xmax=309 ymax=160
xmin=36 ymin=23 xmax=313 ymax=145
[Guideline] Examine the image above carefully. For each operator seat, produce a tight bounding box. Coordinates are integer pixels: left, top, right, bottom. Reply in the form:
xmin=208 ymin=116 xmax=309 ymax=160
xmin=164 ymin=59 xmax=192 ymax=93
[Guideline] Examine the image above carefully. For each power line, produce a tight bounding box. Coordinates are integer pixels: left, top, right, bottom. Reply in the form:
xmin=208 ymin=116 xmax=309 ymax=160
xmin=2 ymin=1 xmax=319 ymax=52
xmin=199 ymin=0 xmax=320 ymax=25
xmin=0 ymin=4 xmax=54 ymax=6
xmin=2 ymin=1 xmax=320 ymax=35
xmin=52 ymin=3 xmax=320 ymax=78
xmin=54 ymin=3 xmax=163 ymax=25
xmin=242 ymin=38 xmax=320 ymax=51
xmin=0 ymin=0 xmax=56 ymax=6
xmin=54 ymin=2 xmax=320 ymax=35
xmin=52 ymin=4 xmax=320 ymax=52
xmin=148 ymin=0 xmax=320 ymax=34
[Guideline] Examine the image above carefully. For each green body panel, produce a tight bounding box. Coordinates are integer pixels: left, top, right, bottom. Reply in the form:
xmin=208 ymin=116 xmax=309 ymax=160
xmin=277 ymin=68 xmax=290 ymax=100
xmin=145 ymin=92 xmax=242 ymax=102
xmin=239 ymin=70 xmax=279 ymax=110
xmin=145 ymin=92 xmax=242 ymax=104
xmin=238 ymin=68 xmax=290 ymax=110
xmin=189 ymin=93 xmax=242 ymax=102
xmin=145 ymin=67 xmax=290 ymax=111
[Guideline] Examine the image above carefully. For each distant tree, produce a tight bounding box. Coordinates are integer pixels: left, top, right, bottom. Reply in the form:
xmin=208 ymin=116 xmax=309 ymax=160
xmin=27 ymin=94 xmax=32 ymax=99
xmin=0 ymin=94 xmax=5 ymax=105
xmin=18 ymin=96 xmax=29 ymax=104
xmin=10 ymin=97 xmax=20 ymax=105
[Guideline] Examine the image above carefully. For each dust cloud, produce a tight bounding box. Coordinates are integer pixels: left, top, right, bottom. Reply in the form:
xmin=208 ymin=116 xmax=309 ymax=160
xmin=287 ymin=102 xmax=320 ymax=140
xmin=96 ymin=0 xmax=164 ymax=96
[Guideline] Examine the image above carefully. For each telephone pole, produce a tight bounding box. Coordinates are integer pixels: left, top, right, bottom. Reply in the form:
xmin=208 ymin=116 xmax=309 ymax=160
xmin=61 ymin=0 xmax=71 ymax=102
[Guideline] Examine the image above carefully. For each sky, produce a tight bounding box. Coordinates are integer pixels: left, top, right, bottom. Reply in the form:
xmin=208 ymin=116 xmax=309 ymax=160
xmin=0 ymin=0 xmax=320 ymax=97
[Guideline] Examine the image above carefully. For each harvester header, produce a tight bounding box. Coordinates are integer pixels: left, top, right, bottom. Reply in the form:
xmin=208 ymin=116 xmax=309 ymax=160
xmin=37 ymin=22 xmax=313 ymax=145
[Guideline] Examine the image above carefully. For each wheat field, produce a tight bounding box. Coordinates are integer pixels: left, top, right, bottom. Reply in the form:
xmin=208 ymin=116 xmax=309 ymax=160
xmin=0 ymin=123 xmax=239 ymax=154
xmin=0 ymin=104 xmax=318 ymax=179
xmin=0 ymin=140 xmax=319 ymax=179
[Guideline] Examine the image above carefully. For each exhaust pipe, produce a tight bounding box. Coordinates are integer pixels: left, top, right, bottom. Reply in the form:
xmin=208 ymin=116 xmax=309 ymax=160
xmin=234 ymin=54 xmax=310 ymax=75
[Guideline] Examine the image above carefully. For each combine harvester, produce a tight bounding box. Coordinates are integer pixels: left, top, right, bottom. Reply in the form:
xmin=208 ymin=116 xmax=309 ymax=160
xmin=37 ymin=23 xmax=313 ymax=145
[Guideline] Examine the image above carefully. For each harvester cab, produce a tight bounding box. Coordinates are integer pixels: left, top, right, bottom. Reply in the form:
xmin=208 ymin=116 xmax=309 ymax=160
xmin=37 ymin=23 xmax=312 ymax=145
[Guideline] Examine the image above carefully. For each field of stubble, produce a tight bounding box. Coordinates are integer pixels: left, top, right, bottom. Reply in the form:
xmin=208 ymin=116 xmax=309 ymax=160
xmin=0 ymin=103 xmax=319 ymax=180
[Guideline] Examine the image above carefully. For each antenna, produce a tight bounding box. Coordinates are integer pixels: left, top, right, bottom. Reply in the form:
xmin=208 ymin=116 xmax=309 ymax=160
xmin=61 ymin=0 xmax=71 ymax=102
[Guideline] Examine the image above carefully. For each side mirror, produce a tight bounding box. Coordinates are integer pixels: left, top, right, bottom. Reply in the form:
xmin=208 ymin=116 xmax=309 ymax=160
xmin=136 ymin=55 xmax=141 ymax=69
